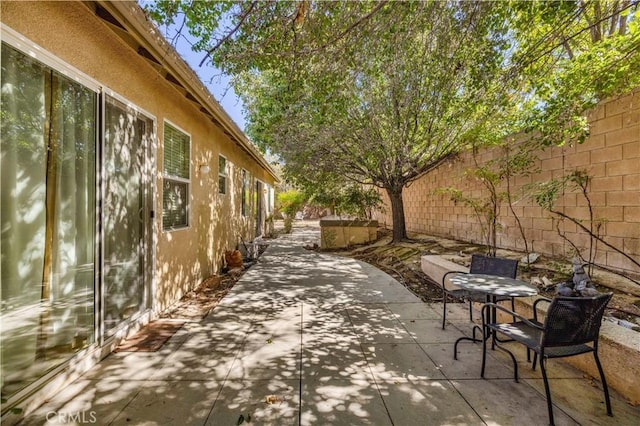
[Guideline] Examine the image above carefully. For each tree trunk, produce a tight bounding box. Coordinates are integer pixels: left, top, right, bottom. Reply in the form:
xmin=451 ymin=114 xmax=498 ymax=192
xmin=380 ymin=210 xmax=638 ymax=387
xmin=386 ymin=187 xmax=407 ymax=242
xmin=37 ymin=73 xmax=58 ymax=360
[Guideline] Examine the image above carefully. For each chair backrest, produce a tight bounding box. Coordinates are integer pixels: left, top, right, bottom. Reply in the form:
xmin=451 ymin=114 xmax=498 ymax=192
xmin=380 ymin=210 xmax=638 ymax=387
xmin=541 ymin=293 xmax=613 ymax=347
xmin=469 ymin=254 xmax=518 ymax=278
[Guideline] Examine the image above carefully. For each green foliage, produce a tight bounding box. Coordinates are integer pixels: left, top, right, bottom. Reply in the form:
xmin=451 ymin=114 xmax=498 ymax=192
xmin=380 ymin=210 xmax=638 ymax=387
xmin=146 ymin=1 xmax=517 ymax=242
xmin=436 ymin=142 xmax=539 ymax=256
xmin=277 ymin=189 xmax=306 ymax=217
xmin=532 ymin=177 xmax=567 ymax=212
xmin=505 ymin=1 xmax=640 ymax=146
xmin=145 ymin=0 xmax=640 ymax=244
xmin=436 ymin=183 xmax=502 ymax=256
xmin=305 ymin=181 xmax=382 ymax=219
xmin=532 ymin=170 xmax=590 ymax=211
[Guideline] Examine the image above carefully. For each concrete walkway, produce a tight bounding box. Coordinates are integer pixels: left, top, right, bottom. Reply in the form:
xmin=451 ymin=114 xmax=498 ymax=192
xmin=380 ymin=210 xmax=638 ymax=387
xmin=20 ymin=223 xmax=640 ymax=425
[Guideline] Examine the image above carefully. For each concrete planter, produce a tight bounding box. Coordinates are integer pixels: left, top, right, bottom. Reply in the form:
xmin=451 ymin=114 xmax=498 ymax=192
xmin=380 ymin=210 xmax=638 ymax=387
xmin=319 ymin=219 xmax=378 ymax=249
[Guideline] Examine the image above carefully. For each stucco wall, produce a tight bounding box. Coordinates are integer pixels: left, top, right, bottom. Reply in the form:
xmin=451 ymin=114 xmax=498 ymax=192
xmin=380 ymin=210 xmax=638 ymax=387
xmin=1 ymin=1 xmax=275 ymax=312
xmin=374 ymin=89 xmax=640 ymax=276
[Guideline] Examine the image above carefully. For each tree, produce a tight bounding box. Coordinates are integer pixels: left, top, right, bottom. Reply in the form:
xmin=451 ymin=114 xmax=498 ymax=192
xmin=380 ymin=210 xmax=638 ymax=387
xmin=148 ymin=1 xmax=516 ymax=242
xmin=506 ymin=0 xmax=640 ymax=146
xmin=146 ymin=0 xmax=639 ymax=244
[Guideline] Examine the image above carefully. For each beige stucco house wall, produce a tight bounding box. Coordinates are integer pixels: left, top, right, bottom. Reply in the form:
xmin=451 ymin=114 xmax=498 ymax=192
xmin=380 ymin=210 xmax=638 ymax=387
xmin=1 ymin=0 xmax=276 ymax=417
xmin=2 ymin=0 xmax=276 ymax=307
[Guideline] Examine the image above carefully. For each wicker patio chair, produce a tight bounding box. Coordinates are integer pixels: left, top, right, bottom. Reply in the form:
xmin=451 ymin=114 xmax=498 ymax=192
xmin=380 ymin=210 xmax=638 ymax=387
xmin=481 ymin=293 xmax=613 ymax=426
xmin=441 ymin=254 xmax=518 ymax=330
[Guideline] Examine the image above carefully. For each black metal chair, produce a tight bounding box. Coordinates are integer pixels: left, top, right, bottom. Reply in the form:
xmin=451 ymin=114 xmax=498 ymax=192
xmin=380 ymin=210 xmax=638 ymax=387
xmin=441 ymin=254 xmax=518 ymax=330
xmin=481 ymin=293 xmax=613 ymax=426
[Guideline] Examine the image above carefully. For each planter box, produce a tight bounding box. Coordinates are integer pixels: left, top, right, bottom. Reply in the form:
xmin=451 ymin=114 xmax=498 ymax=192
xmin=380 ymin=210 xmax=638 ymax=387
xmin=319 ymin=219 xmax=378 ymax=249
xmin=421 ymin=255 xmax=469 ymax=288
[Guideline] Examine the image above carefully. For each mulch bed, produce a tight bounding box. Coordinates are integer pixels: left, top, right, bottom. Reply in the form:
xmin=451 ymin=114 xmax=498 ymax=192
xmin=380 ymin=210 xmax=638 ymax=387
xmin=162 ymin=274 xmax=240 ymax=321
xmin=115 ymin=320 xmax=185 ymax=352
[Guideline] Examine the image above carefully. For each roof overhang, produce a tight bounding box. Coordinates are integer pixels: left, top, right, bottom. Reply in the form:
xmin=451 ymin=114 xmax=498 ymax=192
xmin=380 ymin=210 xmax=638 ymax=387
xmin=87 ymin=0 xmax=279 ymax=182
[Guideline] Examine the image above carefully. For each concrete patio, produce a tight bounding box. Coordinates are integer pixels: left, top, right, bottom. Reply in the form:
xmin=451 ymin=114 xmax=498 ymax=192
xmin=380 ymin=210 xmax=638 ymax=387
xmin=19 ymin=223 xmax=640 ymax=425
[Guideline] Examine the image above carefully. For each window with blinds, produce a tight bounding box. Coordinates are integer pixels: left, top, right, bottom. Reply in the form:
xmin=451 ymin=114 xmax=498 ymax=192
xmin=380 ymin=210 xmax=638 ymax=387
xmin=162 ymin=122 xmax=190 ymax=229
xmin=218 ymin=155 xmax=227 ymax=195
xmin=242 ymin=169 xmax=251 ymax=217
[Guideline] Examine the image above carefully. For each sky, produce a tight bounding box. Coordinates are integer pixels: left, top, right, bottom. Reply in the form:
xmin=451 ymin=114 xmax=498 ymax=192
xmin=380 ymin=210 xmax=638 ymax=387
xmin=157 ymin=20 xmax=248 ymax=131
xmin=138 ymin=0 xmax=249 ymax=130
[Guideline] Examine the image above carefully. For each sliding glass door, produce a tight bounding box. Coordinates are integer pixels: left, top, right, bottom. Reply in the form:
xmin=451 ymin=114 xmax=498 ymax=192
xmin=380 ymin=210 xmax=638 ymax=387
xmin=102 ymin=95 xmax=153 ymax=336
xmin=1 ymin=42 xmax=155 ymax=400
xmin=1 ymin=43 xmax=97 ymax=399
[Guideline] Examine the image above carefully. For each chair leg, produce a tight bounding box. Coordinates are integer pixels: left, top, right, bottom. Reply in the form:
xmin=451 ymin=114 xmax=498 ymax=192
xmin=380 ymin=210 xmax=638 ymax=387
xmin=510 ymin=297 xmax=516 ymax=322
xmin=593 ymin=351 xmax=613 ymax=417
xmin=481 ymin=328 xmax=487 ymax=378
xmin=540 ymin=358 xmax=555 ymax=426
xmin=468 ymin=300 xmax=473 ymax=321
xmin=442 ymin=294 xmax=447 ymax=330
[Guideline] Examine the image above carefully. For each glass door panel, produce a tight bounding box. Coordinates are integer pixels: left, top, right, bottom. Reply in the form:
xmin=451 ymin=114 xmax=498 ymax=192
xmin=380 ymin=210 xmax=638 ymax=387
xmin=255 ymin=180 xmax=263 ymax=237
xmin=1 ymin=43 xmax=96 ymax=399
xmin=103 ymin=96 xmax=152 ymax=335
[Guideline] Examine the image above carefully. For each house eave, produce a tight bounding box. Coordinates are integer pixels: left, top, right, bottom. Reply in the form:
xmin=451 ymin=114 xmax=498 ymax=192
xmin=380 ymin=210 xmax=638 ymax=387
xmin=89 ymin=0 xmax=279 ymax=183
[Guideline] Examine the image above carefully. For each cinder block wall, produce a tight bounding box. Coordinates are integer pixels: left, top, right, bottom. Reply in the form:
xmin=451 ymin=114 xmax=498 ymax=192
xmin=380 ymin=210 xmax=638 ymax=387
xmin=375 ymin=89 xmax=640 ymax=275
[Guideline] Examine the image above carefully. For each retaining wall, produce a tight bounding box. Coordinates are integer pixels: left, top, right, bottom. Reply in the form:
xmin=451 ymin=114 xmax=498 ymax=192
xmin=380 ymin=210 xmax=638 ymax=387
xmin=375 ymin=90 xmax=640 ymax=275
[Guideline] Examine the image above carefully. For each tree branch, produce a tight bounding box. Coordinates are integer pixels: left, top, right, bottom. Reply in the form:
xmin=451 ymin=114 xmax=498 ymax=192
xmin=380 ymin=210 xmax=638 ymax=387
xmin=316 ymin=1 xmax=388 ymax=52
xmin=549 ymin=208 xmax=640 ymax=270
xmin=199 ymin=1 xmax=259 ymax=67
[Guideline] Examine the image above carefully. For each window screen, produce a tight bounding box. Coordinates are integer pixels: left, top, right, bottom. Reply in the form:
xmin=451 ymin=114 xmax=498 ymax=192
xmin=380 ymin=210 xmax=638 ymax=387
xmin=218 ymin=155 xmax=227 ymax=195
xmin=162 ymin=123 xmax=190 ymax=229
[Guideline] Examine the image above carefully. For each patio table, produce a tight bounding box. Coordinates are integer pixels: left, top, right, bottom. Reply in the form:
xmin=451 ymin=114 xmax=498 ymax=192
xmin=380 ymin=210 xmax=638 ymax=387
xmin=448 ymin=273 xmax=538 ymax=359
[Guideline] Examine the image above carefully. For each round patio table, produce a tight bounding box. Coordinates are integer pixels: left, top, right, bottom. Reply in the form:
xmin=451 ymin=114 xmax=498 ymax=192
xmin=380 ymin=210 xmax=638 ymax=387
xmin=448 ymin=273 xmax=538 ymax=359
xmin=448 ymin=273 xmax=538 ymax=297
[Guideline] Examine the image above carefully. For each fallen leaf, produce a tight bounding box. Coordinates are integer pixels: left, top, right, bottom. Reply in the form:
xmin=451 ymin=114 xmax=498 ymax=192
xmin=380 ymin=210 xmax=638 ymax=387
xmin=265 ymin=395 xmax=281 ymax=404
xmin=266 ymin=338 xmax=273 ymax=344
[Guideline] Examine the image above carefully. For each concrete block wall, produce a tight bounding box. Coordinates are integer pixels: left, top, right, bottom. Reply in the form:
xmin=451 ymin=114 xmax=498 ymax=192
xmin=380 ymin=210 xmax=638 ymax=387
xmin=375 ymin=89 xmax=640 ymax=275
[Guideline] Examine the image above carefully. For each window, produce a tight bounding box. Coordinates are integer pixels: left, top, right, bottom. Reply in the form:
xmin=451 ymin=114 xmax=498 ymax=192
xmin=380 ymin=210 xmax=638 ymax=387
xmin=241 ymin=169 xmax=251 ymax=217
xmin=162 ymin=122 xmax=190 ymax=229
xmin=218 ymin=155 xmax=227 ymax=194
xmin=266 ymin=184 xmax=274 ymax=214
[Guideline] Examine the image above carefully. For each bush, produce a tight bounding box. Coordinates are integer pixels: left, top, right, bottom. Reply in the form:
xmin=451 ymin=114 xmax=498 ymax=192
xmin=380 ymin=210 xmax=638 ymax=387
xmin=283 ymin=216 xmax=293 ymax=234
xmin=278 ymin=189 xmax=306 ymax=217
